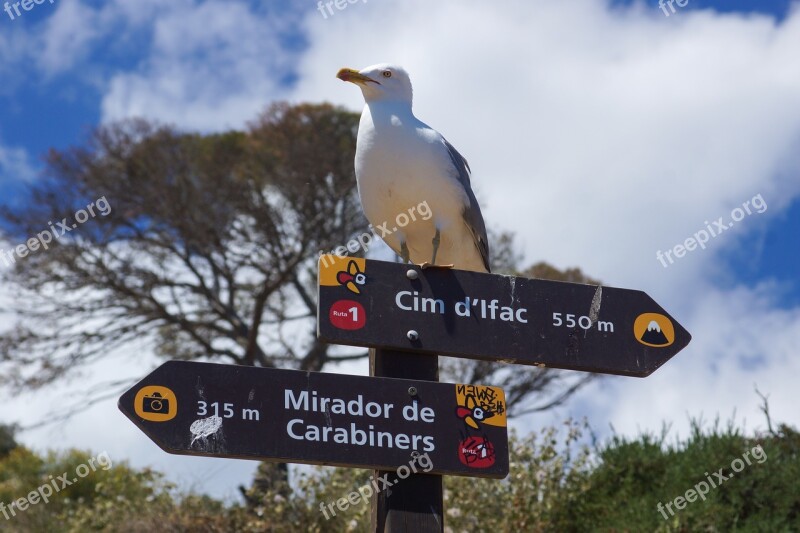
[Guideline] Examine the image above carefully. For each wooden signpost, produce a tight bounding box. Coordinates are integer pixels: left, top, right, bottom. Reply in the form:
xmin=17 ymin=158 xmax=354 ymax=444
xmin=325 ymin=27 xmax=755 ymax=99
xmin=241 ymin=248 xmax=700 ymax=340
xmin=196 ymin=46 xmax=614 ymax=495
xmin=121 ymin=253 xmax=691 ymax=533
xmin=316 ymin=253 xmax=691 ymax=531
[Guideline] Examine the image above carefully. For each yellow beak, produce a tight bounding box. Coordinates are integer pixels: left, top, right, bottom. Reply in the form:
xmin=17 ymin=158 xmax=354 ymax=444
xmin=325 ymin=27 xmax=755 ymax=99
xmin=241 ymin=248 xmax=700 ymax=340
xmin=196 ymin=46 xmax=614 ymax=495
xmin=336 ymin=68 xmax=379 ymax=85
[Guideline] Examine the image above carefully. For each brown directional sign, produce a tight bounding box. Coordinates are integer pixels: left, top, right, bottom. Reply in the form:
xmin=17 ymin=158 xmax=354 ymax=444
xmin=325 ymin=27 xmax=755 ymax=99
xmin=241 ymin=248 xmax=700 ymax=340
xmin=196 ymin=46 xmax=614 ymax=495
xmin=317 ymin=255 xmax=691 ymax=377
xmin=119 ymin=360 xmax=508 ymax=478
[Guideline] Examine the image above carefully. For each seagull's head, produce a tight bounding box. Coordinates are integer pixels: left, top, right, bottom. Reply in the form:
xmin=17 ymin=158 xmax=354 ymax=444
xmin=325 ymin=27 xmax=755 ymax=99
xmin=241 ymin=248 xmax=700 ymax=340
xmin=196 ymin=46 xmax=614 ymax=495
xmin=336 ymin=64 xmax=413 ymax=104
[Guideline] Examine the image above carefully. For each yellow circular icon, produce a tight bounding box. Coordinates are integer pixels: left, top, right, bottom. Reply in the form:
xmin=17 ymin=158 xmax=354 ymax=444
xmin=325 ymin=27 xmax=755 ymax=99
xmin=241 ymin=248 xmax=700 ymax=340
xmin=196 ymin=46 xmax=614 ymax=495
xmin=633 ymin=313 xmax=675 ymax=348
xmin=134 ymin=386 xmax=178 ymax=422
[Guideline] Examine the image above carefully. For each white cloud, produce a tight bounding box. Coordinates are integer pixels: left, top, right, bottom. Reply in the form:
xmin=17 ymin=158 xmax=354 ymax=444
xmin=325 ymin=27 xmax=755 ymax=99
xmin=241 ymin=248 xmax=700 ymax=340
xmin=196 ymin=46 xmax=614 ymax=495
xmin=35 ymin=0 xmax=107 ymax=76
xmin=0 ymin=0 xmax=301 ymax=130
xmin=0 ymin=337 xmax=258 ymax=501
xmin=294 ymin=0 xmax=800 ymax=283
xmin=99 ymin=0 xmax=300 ymax=131
xmin=0 ymin=142 xmax=38 ymax=183
xmin=0 ymin=0 xmax=135 ymax=86
xmin=539 ymin=280 xmax=800 ymax=440
xmin=290 ymin=0 xmax=800 ymax=437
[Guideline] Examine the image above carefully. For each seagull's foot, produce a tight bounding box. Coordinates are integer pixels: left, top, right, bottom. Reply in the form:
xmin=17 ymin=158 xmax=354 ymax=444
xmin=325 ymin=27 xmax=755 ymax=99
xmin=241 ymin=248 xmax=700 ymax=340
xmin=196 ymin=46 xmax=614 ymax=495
xmin=400 ymin=242 xmax=411 ymax=264
xmin=419 ymin=262 xmax=454 ymax=270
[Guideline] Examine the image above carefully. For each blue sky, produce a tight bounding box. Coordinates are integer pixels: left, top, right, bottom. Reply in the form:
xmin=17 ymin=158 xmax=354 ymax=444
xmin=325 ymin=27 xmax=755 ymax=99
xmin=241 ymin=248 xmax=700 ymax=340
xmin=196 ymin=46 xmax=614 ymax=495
xmin=0 ymin=0 xmax=792 ymax=156
xmin=0 ymin=0 xmax=304 ymax=166
xmin=1 ymin=0 xmax=799 ymax=500
xmin=613 ymin=0 xmax=793 ymax=18
xmin=1 ymin=0 xmax=797 ymax=304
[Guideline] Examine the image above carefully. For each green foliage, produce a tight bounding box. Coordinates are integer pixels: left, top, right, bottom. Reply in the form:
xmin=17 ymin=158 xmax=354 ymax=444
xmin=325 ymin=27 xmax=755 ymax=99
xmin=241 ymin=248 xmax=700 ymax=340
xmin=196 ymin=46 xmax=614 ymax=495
xmin=574 ymin=419 xmax=800 ymax=532
xmin=1 ymin=413 xmax=797 ymax=531
xmin=235 ymin=462 xmax=375 ymax=532
xmin=0 ymin=447 xmax=172 ymax=532
xmin=444 ymin=419 xmax=594 ymax=532
xmin=240 ymin=414 xmax=800 ymax=532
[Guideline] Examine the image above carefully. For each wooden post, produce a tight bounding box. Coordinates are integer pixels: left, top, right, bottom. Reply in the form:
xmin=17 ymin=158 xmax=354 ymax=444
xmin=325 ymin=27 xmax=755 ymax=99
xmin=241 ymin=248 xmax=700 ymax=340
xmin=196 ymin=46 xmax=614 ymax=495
xmin=369 ymin=348 xmax=444 ymax=533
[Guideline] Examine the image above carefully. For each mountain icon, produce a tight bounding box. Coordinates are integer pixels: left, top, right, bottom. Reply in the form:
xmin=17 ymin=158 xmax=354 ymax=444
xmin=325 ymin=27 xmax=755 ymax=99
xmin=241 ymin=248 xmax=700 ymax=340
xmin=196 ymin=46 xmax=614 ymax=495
xmin=640 ymin=320 xmax=669 ymax=346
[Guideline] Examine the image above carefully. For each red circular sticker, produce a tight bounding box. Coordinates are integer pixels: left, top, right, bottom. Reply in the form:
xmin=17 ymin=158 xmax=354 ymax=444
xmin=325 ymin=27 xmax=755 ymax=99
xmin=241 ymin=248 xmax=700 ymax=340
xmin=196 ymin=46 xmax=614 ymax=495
xmin=329 ymin=300 xmax=366 ymax=330
xmin=458 ymin=437 xmax=496 ymax=468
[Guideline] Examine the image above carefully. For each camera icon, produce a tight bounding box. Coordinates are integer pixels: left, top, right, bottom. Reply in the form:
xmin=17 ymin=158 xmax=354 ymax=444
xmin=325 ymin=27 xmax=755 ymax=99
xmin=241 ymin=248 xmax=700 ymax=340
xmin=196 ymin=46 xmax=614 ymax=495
xmin=134 ymin=386 xmax=177 ymax=422
xmin=142 ymin=392 xmax=170 ymax=414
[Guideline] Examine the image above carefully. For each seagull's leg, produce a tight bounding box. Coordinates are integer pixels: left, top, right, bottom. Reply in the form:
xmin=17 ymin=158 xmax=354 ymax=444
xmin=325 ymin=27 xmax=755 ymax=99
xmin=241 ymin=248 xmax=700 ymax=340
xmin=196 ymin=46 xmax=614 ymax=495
xmin=431 ymin=228 xmax=441 ymax=265
xmin=420 ymin=229 xmax=454 ymax=269
xmin=400 ymin=241 xmax=411 ymax=264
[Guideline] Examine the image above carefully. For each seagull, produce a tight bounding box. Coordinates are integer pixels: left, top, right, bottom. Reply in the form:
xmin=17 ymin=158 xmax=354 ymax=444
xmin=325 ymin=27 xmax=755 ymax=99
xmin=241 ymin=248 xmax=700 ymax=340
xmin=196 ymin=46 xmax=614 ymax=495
xmin=336 ymin=64 xmax=491 ymax=273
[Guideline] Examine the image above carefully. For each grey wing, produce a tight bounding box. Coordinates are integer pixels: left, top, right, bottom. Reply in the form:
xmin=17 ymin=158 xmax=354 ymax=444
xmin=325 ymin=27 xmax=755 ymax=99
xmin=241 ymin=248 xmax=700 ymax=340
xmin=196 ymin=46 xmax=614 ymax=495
xmin=442 ymin=138 xmax=491 ymax=272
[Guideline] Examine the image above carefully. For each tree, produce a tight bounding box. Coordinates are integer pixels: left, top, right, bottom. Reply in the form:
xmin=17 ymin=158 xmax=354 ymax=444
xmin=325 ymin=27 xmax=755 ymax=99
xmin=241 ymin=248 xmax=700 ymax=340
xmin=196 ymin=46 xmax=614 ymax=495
xmin=0 ymin=103 xmax=366 ymax=399
xmin=0 ymin=445 xmax=232 ymax=532
xmin=0 ymin=103 xmax=373 ymax=495
xmin=0 ymin=102 xmax=597 ymax=419
xmin=0 ymin=102 xmax=600 ymax=507
xmin=228 ymin=407 xmax=800 ymax=531
xmin=0 ymin=423 xmax=17 ymax=458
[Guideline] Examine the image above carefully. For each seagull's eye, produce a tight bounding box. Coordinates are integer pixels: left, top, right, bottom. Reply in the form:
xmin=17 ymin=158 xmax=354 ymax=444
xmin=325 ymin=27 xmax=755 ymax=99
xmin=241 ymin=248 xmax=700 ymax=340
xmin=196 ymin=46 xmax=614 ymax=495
xmin=382 ymin=71 xmax=392 ymax=78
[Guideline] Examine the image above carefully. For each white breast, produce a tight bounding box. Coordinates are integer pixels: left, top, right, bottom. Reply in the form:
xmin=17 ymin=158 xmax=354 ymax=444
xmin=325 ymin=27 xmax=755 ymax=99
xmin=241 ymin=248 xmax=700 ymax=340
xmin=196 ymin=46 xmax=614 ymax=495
xmin=354 ymin=103 xmax=486 ymax=272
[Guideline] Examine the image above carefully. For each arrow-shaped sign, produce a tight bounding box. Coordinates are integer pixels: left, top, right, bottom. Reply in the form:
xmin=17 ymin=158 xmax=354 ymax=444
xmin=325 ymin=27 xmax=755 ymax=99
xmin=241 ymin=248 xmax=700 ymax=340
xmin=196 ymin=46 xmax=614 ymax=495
xmin=119 ymin=361 xmax=509 ymax=478
xmin=317 ymin=255 xmax=691 ymax=377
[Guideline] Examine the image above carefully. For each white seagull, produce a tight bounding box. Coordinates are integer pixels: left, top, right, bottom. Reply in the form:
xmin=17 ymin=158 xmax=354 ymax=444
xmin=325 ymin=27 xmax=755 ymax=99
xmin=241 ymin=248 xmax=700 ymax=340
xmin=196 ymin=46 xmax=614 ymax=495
xmin=337 ymin=64 xmax=491 ymax=273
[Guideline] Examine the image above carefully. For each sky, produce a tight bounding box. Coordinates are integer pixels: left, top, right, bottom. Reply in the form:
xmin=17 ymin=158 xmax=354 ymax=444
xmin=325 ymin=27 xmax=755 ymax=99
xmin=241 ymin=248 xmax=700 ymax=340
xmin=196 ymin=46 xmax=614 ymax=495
xmin=1 ymin=0 xmax=799 ymax=501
